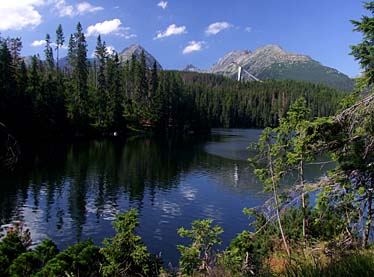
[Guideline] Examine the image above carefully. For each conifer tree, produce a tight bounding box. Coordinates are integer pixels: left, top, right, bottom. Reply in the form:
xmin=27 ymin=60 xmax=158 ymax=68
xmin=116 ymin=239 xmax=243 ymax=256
xmin=106 ymin=52 xmax=122 ymax=130
xmin=44 ymin=34 xmax=54 ymax=72
xmin=351 ymin=1 xmax=374 ymax=85
xmin=55 ymin=24 xmax=65 ymax=72
xmin=67 ymin=22 xmax=89 ymax=128
xmin=94 ymin=35 xmax=108 ymax=129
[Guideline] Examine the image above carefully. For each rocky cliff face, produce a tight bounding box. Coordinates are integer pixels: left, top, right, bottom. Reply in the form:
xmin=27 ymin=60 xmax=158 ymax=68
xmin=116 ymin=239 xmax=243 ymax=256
xmin=118 ymin=44 xmax=162 ymax=70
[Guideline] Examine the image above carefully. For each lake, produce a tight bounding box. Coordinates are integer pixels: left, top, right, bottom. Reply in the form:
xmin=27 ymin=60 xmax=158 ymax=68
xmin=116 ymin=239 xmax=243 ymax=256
xmin=0 ymin=129 xmax=331 ymax=265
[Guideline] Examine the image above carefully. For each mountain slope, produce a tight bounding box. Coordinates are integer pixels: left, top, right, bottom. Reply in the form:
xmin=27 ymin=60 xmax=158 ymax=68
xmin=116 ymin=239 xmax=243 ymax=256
xmin=209 ymin=45 xmax=354 ymax=91
xmin=182 ymin=64 xmax=205 ymax=73
xmin=118 ymin=44 xmax=162 ymax=69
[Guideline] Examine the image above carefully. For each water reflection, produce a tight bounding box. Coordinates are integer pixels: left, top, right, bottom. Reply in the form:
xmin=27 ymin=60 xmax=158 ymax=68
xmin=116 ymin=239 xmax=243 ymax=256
xmin=0 ymin=129 xmax=330 ymax=264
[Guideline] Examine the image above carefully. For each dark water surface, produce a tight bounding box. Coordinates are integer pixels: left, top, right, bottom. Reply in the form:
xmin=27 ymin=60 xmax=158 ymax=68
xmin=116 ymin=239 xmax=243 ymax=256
xmin=0 ymin=129 xmax=330 ymax=265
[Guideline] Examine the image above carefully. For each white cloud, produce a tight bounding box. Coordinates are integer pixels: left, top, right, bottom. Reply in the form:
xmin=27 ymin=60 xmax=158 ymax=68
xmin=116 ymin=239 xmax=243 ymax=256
xmin=205 ymin=21 xmax=232 ymax=36
xmin=54 ymin=0 xmax=74 ymax=16
xmin=31 ymin=40 xmax=46 ymax=47
xmin=157 ymin=1 xmax=168 ymax=10
xmin=31 ymin=39 xmax=68 ymax=49
xmin=87 ymin=19 xmax=128 ymax=37
xmin=154 ymin=24 xmax=187 ymax=40
xmin=124 ymin=34 xmax=137 ymax=39
xmin=54 ymin=0 xmax=103 ymax=17
xmin=183 ymin=41 xmax=205 ymax=54
xmin=0 ymin=0 xmax=45 ymax=31
xmin=245 ymin=26 xmax=252 ymax=33
xmin=77 ymin=2 xmax=103 ymax=14
xmin=106 ymin=45 xmax=116 ymax=55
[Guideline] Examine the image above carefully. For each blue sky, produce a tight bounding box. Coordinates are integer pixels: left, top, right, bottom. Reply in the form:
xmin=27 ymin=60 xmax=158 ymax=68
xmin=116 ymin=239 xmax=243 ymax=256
xmin=0 ymin=0 xmax=368 ymax=76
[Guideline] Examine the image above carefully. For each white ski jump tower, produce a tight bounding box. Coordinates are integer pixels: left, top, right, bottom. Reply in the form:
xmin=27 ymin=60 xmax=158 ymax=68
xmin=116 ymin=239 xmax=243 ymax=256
xmin=235 ymin=62 xmax=262 ymax=82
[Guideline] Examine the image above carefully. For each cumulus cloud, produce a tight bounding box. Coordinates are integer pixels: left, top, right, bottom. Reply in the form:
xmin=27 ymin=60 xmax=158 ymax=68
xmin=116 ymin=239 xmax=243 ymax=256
xmin=183 ymin=41 xmax=205 ymax=54
xmin=245 ymin=26 xmax=252 ymax=33
xmin=31 ymin=39 xmax=68 ymax=49
xmin=54 ymin=0 xmax=103 ymax=17
xmin=0 ymin=0 xmax=44 ymax=31
xmin=31 ymin=40 xmax=46 ymax=47
xmin=157 ymin=1 xmax=168 ymax=10
xmin=86 ymin=19 xmax=133 ymax=37
xmin=77 ymin=2 xmax=103 ymax=13
xmin=205 ymin=21 xmax=233 ymax=36
xmin=154 ymin=24 xmax=187 ymax=40
xmin=54 ymin=0 xmax=73 ymax=17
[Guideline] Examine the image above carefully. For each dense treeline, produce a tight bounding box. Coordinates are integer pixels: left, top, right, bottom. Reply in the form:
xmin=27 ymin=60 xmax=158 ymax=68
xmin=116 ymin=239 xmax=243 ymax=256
xmin=0 ymin=22 xmax=346 ymax=144
xmin=180 ymin=71 xmax=345 ymax=127
xmin=0 ymin=23 xmax=207 ymax=141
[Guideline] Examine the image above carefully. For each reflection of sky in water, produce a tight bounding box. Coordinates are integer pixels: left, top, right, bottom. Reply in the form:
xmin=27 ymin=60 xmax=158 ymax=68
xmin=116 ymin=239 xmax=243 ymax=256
xmin=205 ymin=128 xmax=263 ymax=161
xmin=0 ymin=128 xmax=331 ymax=265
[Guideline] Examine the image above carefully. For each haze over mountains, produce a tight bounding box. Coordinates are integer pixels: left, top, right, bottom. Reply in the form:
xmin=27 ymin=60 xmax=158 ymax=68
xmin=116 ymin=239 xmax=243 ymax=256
xmin=24 ymin=44 xmax=354 ymax=91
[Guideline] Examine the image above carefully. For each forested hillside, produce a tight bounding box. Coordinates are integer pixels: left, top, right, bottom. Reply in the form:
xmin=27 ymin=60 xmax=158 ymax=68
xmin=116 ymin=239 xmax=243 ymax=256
xmin=180 ymin=71 xmax=345 ymax=127
xmin=1 ymin=23 xmax=345 ymax=144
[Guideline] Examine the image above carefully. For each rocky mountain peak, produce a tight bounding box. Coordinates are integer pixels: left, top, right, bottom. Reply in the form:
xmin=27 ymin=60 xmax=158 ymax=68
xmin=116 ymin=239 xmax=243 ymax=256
xmin=210 ymin=50 xmax=251 ymax=73
xmin=182 ymin=64 xmax=204 ymax=73
xmin=119 ymin=44 xmax=162 ymax=69
xmin=251 ymin=44 xmax=311 ymax=64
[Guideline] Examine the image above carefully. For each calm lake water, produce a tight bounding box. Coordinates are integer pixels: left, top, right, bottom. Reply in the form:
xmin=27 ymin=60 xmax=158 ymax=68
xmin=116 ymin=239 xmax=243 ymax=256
xmin=0 ymin=129 xmax=331 ymax=265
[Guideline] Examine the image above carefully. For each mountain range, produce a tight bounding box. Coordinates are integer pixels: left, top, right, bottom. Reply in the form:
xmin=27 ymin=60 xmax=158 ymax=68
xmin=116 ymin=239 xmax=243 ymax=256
xmin=23 ymin=44 xmax=354 ymax=91
xmin=184 ymin=45 xmax=354 ymax=91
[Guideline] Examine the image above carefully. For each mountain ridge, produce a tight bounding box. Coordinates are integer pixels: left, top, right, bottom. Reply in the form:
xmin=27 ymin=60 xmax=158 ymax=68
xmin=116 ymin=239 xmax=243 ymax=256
xmin=207 ymin=44 xmax=354 ymax=91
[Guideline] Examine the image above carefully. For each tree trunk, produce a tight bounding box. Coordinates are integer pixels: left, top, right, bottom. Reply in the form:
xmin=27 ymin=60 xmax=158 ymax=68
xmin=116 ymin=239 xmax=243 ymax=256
xmin=300 ymin=158 xmax=307 ymax=246
xmin=267 ymin=143 xmax=291 ymax=258
xmin=363 ymin=190 xmax=373 ymax=248
xmin=0 ymin=122 xmax=20 ymax=170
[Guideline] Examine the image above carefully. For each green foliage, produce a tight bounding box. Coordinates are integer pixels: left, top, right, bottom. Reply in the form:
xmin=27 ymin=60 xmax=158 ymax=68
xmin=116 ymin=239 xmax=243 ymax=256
xmin=34 ymin=239 xmax=59 ymax=266
xmin=220 ymin=230 xmax=266 ymax=276
xmin=9 ymin=251 xmax=40 ymax=277
xmin=258 ymin=60 xmax=355 ymax=91
xmin=44 ymin=33 xmax=54 ymax=72
xmin=0 ymin=232 xmax=27 ymax=276
xmin=66 ymin=22 xmax=89 ymax=128
xmin=181 ymin=72 xmax=346 ymax=128
xmin=351 ymin=1 xmax=374 ymax=85
xmin=100 ymin=209 xmax=161 ymax=276
xmin=55 ymin=24 xmax=65 ymax=71
xmin=8 ymin=239 xmax=58 ymax=276
xmin=36 ymin=240 xmax=102 ymax=277
xmin=177 ymin=219 xmax=223 ymax=275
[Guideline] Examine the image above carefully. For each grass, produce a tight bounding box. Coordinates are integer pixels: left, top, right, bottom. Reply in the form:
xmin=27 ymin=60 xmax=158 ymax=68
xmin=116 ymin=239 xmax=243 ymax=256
xmin=285 ymin=249 xmax=374 ymax=277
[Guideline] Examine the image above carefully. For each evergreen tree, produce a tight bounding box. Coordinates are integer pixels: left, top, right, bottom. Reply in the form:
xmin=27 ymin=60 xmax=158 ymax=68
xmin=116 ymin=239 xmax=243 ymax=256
xmin=55 ymin=24 xmax=64 ymax=72
xmin=0 ymin=41 xmax=16 ymax=128
xmin=150 ymin=60 xmax=159 ymax=97
xmin=67 ymin=34 xmax=76 ymax=69
xmin=106 ymin=52 xmax=123 ymax=130
xmin=8 ymin=37 xmax=22 ymax=66
xmin=66 ymin=22 xmax=89 ymax=129
xmin=44 ymin=33 xmax=54 ymax=72
xmin=351 ymin=1 xmax=374 ymax=85
xmin=93 ymin=35 xmax=108 ymax=129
